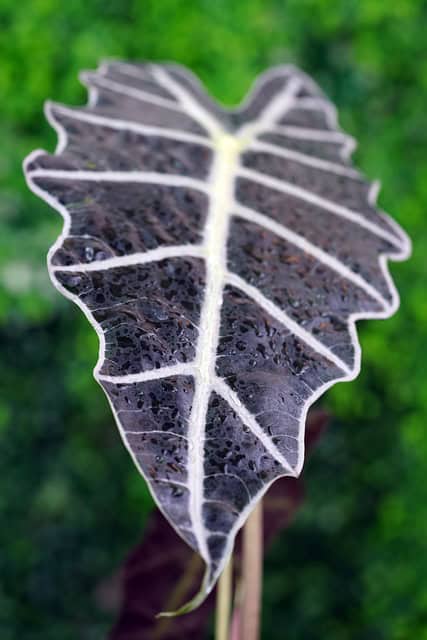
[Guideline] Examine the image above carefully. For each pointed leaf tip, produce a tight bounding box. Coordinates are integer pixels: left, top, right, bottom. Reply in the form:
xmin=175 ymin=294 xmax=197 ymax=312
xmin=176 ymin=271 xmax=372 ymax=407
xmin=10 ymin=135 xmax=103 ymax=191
xmin=24 ymin=60 xmax=411 ymax=607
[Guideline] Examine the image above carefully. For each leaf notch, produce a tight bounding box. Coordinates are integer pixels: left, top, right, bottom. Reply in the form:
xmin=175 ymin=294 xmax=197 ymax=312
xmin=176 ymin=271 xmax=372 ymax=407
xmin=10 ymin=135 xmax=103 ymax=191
xmin=23 ymin=61 xmax=411 ymax=612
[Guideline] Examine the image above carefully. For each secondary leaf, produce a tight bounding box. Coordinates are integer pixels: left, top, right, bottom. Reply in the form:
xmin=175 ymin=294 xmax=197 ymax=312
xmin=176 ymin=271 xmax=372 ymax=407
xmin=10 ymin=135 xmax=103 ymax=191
xmin=23 ymin=61 xmax=410 ymax=612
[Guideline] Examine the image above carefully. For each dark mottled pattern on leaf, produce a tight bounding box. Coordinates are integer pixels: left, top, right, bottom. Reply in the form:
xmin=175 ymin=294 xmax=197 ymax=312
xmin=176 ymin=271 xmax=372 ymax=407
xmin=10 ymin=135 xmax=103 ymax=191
xmin=80 ymin=68 xmax=209 ymax=136
xmin=102 ymin=375 xmax=196 ymax=549
xmin=235 ymin=177 xmax=399 ymax=300
xmin=227 ymin=218 xmax=384 ymax=366
xmin=216 ymin=286 xmax=343 ymax=472
xmin=56 ymin=258 xmax=205 ymax=375
xmin=258 ymin=131 xmax=351 ymax=163
xmin=279 ymin=105 xmax=333 ymax=129
xmin=24 ymin=60 xmax=410 ymax=610
xmin=33 ymin=111 xmax=213 ymax=176
xmin=38 ymin=179 xmax=208 ymax=267
xmin=108 ymin=410 xmax=328 ymax=638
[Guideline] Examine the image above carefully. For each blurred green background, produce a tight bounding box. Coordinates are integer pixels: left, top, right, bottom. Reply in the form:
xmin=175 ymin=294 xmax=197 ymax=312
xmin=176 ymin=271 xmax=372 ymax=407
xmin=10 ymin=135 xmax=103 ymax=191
xmin=0 ymin=0 xmax=426 ymax=638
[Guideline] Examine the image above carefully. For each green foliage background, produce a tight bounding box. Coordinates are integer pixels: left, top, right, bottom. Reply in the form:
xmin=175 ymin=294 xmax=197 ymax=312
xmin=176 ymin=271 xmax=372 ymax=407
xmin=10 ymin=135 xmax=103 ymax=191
xmin=0 ymin=1 xmax=426 ymax=638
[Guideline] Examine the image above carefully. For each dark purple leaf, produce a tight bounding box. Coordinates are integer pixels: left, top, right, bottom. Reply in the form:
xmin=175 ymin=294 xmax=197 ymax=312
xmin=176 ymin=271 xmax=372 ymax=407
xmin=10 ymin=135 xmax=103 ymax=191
xmin=108 ymin=410 xmax=329 ymax=639
xmin=24 ymin=61 xmax=410 ymax=610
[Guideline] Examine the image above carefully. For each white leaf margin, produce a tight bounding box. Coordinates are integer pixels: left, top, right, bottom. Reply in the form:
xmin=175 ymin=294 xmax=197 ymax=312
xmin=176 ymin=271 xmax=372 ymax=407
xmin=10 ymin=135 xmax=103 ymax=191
xmin=23 ymin=61 xmax=412 ymax=614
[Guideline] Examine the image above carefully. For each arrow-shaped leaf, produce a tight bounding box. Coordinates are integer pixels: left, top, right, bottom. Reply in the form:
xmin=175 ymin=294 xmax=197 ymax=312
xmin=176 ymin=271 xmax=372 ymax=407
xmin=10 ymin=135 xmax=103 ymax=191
xmin=24 ymin=61 xmax=410 ymax=612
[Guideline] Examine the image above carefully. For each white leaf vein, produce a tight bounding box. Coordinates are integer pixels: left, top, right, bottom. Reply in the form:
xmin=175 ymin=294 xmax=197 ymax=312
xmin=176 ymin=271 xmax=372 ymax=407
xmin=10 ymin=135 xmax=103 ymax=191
xmin=149 ymin=66 xmax=226 ymax=563
xmin=238 ymin=166 xmax=402 ymax=247
xmin=248 ymin=139 xmax=360 ymax=177
xmin=225 ymin=271 xmax=352 ymax=376
xmin=47 ymin=102 xmax=212 ymax=147
xmin=52 ymin=245 xmax=205 ymax=273
xmin=98 ymin=362 xmax=195 ymax=384
xmin=265 ymin=124 xmax=355 ymax=144
xmin=233 ymin=204 xmax=390 ymax=308
xmin=80 ymin=71 xmax=185 ymax=111
xmin=27 ymin=168 xmax=209 ymax=193
xmin=213 ymin=378 xmax=296 ymax=475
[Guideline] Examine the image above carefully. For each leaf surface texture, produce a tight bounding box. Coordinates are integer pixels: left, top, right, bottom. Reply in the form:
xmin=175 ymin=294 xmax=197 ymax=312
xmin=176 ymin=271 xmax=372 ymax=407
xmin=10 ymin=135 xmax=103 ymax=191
xmin=24 ymin=61 xmax=410 ymax=610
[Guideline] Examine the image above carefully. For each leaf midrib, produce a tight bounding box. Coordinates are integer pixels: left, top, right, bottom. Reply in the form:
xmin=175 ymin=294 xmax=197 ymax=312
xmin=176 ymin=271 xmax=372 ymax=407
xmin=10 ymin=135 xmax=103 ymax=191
xmin=186 ymin=133 xmax=241 ymax=562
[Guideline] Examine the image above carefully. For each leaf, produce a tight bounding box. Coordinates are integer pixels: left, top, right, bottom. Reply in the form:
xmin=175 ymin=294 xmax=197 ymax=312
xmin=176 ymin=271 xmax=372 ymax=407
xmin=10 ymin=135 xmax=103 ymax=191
xmin=108 ymin=410 xmax=329 ymax=639
xmin=23 ymin=61 xmax=411 ymax=612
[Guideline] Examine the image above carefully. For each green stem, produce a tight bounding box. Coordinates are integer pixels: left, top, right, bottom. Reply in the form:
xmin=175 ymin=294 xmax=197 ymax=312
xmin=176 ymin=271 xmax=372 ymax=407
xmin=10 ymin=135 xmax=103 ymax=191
xmin=215 ymin=553 xmax=233 ymax=640
xmin=240 ymin=500 xmax=263 ymax=640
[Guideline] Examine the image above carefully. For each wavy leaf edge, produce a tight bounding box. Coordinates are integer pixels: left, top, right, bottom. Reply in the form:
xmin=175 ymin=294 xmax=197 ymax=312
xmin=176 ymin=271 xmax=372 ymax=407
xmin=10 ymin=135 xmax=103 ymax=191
xmin=23 ymin=60 xmax=411 ymax=615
